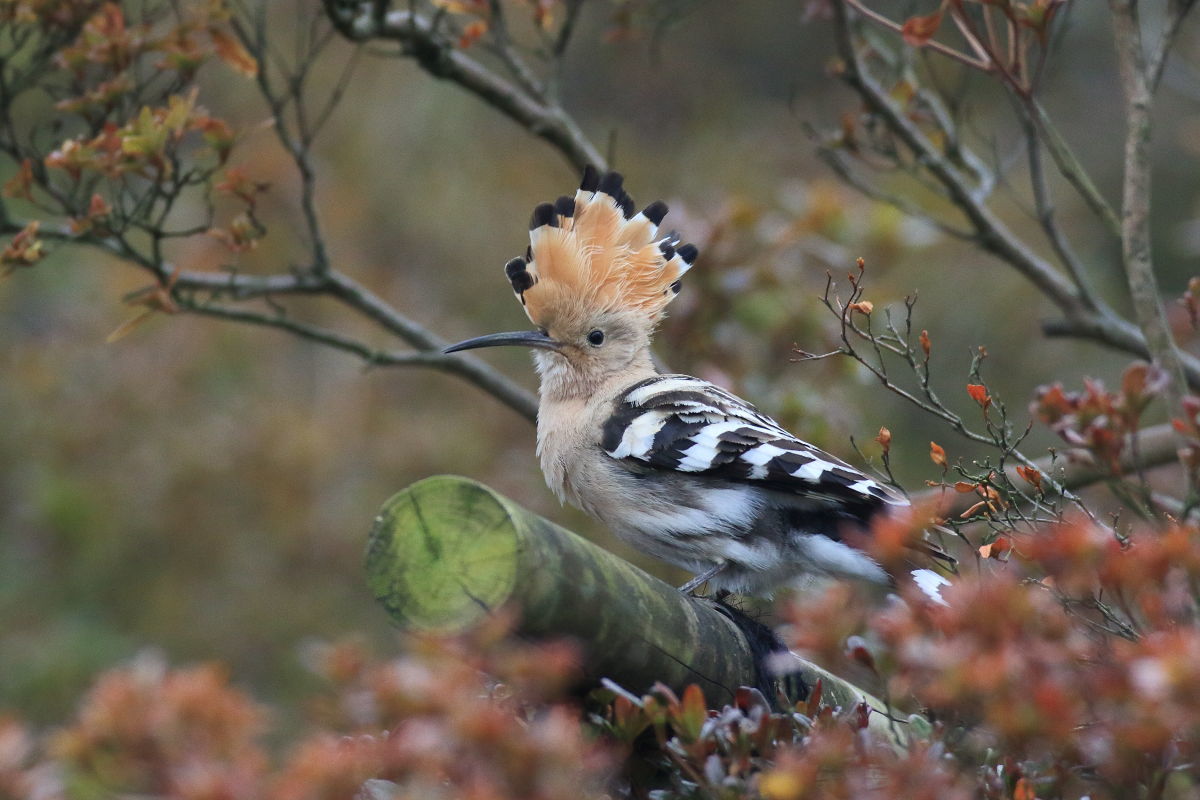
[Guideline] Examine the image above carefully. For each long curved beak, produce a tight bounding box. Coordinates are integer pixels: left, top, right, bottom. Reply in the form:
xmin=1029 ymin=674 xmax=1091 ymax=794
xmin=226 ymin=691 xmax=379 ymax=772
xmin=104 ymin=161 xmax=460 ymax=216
xmin=443 ymin=329 xmax=563 ymax=354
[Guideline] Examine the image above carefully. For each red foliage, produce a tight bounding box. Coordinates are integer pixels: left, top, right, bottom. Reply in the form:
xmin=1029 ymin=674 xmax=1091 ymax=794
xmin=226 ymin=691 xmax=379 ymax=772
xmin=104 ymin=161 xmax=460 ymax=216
xmin=6 ymin=622 xmax=612 ymax=800
xmin=1032 ymin=362 xmax=1168 ymax=474
xmin=782 ymin=518 xmax=1200 ymax=797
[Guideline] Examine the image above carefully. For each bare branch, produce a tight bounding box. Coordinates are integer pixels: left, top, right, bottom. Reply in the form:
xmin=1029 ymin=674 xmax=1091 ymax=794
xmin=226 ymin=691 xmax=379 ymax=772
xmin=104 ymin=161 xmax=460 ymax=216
xmin=914 ymin=423 xmax=1182 ymax=514
xmin=179 ymin=299 xmax=536 ymax=419
xmin=813 ymin=143 xmax=975 ymax=241
xmin=230 ymin=12 xmax=333 ymax=274
xmin=1026 ymin=99 xmax=1122 ymax=238
xmin=832 ymin=2 xmax=1082 ymax=315
xmin=1020 ymin=107 xmax=1104 ymax=310
xmin=1148 ymin=0 xmax=1198 ymax=90
xmin=0 ymin=218 xmax=539 ymax=421
xmin=191 ymin=267 xmax=539 ymax=420
xmin=483 ymin=0 xmax=546 ymax=98
xmin=831 ymin=1 xmax=1200 ymax=392
xmin=181 ymin=299 xmax=440 ymax=367
xmin=321 ymin=3 xmax=605 ymax=172
xmin=809 ymin=268 xmax=1093 ymax=518
xmin=1109 ymin=0 xmax=1190 ymax=456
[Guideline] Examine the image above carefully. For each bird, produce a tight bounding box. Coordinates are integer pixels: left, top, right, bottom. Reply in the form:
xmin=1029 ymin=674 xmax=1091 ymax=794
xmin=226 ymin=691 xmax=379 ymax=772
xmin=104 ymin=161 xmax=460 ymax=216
xmin=445 ymin=167 xmax=951 ymax=598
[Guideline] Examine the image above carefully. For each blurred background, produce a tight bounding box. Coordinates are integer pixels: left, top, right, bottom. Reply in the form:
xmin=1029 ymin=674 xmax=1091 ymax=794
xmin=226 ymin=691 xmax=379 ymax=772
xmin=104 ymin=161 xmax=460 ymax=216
xmin=2 ymin=0 xmax=1198 ymax=723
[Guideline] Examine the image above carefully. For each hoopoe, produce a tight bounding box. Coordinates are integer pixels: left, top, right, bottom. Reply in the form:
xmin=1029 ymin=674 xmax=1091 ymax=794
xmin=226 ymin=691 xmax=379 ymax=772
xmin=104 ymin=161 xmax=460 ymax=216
xmin=446 ymin=168 xmax=951 ymax=598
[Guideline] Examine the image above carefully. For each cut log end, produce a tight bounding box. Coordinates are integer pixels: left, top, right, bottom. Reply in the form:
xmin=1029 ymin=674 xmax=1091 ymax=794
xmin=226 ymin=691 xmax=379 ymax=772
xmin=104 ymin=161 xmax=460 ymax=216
xmin=366 ymin=475 xmax=520 ymax=632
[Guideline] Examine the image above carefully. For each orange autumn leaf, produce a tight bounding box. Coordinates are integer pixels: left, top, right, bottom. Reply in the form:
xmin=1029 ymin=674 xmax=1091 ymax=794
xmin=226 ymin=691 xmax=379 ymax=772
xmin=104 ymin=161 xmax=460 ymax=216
xmin=961 ymin=501 xmax=987 ymax=519
xmin=458 ymin=20 xmax=488 ymax=48
xmin=1013 ymin=776 xmax=1036 ymax=800
xmin=2 ymin=221 xmax=46 ymax=274
xmin=804 ymin=677 xmax=824 ymax=718
xmin=953 ymin=481 xmax=976 ymax=493
xmin=979 ymin=537 xmax=1012 ymax=560
xmin=209 ymin=27 xmax=258 ymax=77
xmin=3 ymin=158 xmax=33 ymax=201
xmin=966 ymin=383 xmax=991 ymax=408
xmin=875 ymin=426 xmax=891 ymax=453
xmin=848 ymin=300 xmax=874 ymax=314
xmin=930 ymin=441 xmax=947 ymax=468
xmin=531 ymin=0 xmax=556 ymax=29
xmin=1016 ymin=465 xmax=1043 ymax=492
xmin=919 ymin=329 xmax=931 ymax=358
xmin=105 ymin=306 xmax=160 ymax=343
xmin=676 ymin=684 xmax=707 ymax=740
xmin=901 ymin=7 xmax=944 ymax=47
xmin=87 ymin=193 xmax=111 ymax=217
xmin=107 ymin=269 xmax=180 ymax=342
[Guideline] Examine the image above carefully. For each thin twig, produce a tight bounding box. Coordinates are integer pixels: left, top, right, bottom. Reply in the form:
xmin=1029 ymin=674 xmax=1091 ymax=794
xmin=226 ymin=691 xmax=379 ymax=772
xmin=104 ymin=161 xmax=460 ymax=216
xmin=841 ymin=0 xmax=993 ymax=71
xmin=833 ymin=2 xmax=1082 ymax=313
xmin=182 ymin=299 xmax=438 ymax=367
xmin=321 ymin=2 xmax=605 ymax=172
xmin=1019 ymin=102 xmax=1103 ymax=312
xmin=831 ymin=0 xmax=1200 ymax=391
xmin=1027 ymin=99 xmax=1122 ymax=237
xmin=180 ymin=299 xmax=537 ymax=420
xmin=913 ymin=424 xmax=1182 ymax=514
xmin=813 ymin=143 xmax=975 ymax=240
xmin=1147 ymin=0 xmax=1198 ymax=91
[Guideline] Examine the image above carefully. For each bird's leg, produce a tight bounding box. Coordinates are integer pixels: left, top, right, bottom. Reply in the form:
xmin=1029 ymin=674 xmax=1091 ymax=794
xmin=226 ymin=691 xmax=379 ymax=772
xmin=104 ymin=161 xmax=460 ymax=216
xmin=678 ymin=562 xmax=727 ymax=596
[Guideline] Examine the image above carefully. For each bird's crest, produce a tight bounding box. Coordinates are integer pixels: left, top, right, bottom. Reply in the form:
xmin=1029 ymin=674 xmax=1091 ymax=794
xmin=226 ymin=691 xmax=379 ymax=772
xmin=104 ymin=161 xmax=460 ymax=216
xmin=504 ymin=167 xmax=699 ymax=326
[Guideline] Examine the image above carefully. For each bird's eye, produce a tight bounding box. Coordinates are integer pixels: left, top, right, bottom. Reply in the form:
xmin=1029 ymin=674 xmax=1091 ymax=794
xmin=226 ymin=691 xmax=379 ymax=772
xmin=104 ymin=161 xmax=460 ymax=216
xmin=587 ymin=329 xmax=605 ymax=346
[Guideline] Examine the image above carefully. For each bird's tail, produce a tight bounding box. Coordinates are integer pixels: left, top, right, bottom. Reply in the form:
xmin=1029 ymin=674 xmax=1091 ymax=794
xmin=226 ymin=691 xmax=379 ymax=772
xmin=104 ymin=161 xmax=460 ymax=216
xmin=909 ymin=568 xmax=952 ymax=606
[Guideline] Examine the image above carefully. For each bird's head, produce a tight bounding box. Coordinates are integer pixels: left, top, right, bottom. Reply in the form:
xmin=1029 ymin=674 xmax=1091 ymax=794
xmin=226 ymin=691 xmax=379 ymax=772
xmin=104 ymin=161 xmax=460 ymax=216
xmin=445 ymin=168 xmax=699 ymax=397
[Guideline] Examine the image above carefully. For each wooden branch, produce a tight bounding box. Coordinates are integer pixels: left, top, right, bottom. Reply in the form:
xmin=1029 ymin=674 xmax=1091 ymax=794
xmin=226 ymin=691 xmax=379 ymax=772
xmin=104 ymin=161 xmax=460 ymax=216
xmin=831 ymin=1 xmax=1200 ymax=391
xmin=1026 ymin=99 xmax=1122 ymax=238
xmin=0 ymin=215 xmax=540 ymax=423
xmin=831 ymin=1 xmax=1083 ymax=315
xmin=321 ymin=3 xmax=605 ymax=173
xmin=1148 ymin=0 xmax=1198 ymax=91
xmin=1022 ymin=110 xmax=1103 ymax=309
xmin=1109 ymin=0 xmax=1190 ymax=490
xmin=366 ymin=475 xmax=901 ymax=734
xmin=1109 ymin=0 xmax=1175 ymax=382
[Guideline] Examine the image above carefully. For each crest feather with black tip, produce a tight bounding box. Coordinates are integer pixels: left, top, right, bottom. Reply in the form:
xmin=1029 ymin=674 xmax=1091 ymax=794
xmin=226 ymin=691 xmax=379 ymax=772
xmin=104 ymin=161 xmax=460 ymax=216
xmin=503 ymin=169 xmax=700 ymax=326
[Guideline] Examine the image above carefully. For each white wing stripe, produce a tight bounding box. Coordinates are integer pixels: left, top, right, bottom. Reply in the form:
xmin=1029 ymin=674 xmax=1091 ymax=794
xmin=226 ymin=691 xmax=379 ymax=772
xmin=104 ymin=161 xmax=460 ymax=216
xmin=675 ymin=420 xmax=747 ymax=471
xmin=689 ymin=419 xmax=749 ymax=447
xmin=741 ymin=443 xmax=790 ymax=465
xmin=848 ymin=478 xmax=881 ymax=496
xmin=626 ymin=376 xmax=704 ymax=405
xmin=792 ymin=459 xmax=838 ymax=482
xmin=610 ymin=410 xmax=670 ymax=459
xmin=606 ymin=375 xmax=909 ymax=507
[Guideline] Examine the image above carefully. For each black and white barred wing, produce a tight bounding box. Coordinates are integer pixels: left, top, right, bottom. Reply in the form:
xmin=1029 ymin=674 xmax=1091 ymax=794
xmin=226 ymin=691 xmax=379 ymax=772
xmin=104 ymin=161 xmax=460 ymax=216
xmin=600 ymin=375 xmax=907 ymax=510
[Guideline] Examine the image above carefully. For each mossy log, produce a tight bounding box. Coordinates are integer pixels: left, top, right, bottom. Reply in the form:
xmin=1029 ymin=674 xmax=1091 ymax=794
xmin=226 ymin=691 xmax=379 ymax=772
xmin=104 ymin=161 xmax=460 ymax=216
xmin=366 ymin=475 xmax=903 ymax=734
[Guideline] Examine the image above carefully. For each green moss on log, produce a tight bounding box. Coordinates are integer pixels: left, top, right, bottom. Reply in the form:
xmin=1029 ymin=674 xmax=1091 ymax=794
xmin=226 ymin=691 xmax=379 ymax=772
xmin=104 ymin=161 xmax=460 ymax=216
xmin=366 ymin=474 xmax=909 ymax=738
